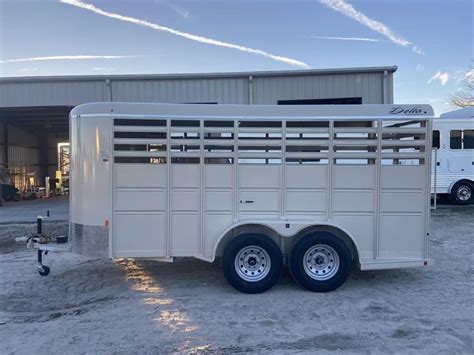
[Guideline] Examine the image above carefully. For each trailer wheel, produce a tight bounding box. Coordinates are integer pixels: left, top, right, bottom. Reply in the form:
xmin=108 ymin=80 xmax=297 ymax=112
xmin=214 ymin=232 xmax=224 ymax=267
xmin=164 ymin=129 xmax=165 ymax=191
xmin=450 ymin=180 xmax=473 ymax=205
xmin=38 ymin=265 xmax=50 ymax=276
xmin=222 ymin=234 xmax=283 ymax=294
xmin=289 ymin=233 xmax=352 ymax=292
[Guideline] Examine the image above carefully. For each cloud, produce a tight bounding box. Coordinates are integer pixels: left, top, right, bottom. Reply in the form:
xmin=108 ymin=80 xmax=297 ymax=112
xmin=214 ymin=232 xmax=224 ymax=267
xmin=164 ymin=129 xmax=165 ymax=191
xmin=154 ymin=0 xmax=190 ymax=20
xmin=451 ymin=68 xmax=474 ymax=83
xmin=319 ymin=0 xmax=423 ymax=54
xmin=411 ymin=45 xmax=425 ymax=55
xmin=311 ymin=35 xmax=386 ymax=42
xmin=0 ymin=55 xmax=136 ymax=63
xmin=17 ymin=67 xmax=39 ymax=73
xmin=167 ymin=2 xmax=190 ymax=20
xmin=428 ymin=71 xmax=449 ymax=86
xmin=92 ymin=67 xmax=118 ymax=71
xmin=416 ymin=64 xmax=424 ymax=71
xmin=59 ymin=0 xmax=310 ymax=69
xmin=466 ymin=69 xmax=474 ymax=83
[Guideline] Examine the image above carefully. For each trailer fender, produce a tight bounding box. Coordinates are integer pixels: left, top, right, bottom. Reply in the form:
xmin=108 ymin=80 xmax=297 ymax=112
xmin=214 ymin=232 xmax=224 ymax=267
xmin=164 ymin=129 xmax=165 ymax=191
xmin=211 ymin=220 xmax=361 ymax=264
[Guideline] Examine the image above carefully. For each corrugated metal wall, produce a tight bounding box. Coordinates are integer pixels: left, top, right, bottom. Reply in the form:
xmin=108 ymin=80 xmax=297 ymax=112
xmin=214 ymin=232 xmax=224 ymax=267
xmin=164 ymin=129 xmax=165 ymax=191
xmin=0 ymin=69 xmax=394 ymax=108
xmin=8 ymin=145 xmax=39 ymax=164
xmin=252 ymin=72 xmax=387 ymax=104
xmin=0 ymin=68 xmax=395 ymax=189
xmin=111 ymin=78 xmax=249 ymax=104
xmin=7 ymin=146 xmax=41 ymax=189
xmin=0 ymin=80 xmax=108 ymax=107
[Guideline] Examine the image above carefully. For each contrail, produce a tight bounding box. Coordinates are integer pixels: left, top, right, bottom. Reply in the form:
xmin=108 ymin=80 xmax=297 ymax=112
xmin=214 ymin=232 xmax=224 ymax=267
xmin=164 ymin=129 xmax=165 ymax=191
xmin=311 ymin=35 xmax=387 ymax=42
xmin=0 ymin=55 xmax=135 ymax=63
xmin=319 ymin=0 xmax=423 ymax=54
xmin=59 ymin=0 xmax=310 ymax=69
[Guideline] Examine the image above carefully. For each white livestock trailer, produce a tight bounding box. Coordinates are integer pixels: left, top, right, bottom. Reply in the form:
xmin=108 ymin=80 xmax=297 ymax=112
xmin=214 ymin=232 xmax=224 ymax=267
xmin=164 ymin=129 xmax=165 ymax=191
xmin=67 ymin=102 xmax=433 ymax=293
xmin=432 ymin=107 xmax=473 ymax=205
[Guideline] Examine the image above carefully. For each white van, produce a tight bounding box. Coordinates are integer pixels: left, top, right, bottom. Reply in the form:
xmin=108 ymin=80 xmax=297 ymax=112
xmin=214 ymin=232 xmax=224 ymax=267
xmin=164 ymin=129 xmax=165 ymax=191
xmin=66 ymin=103 xmax=433 ymax=293
xmin=432 ymin=107 xmax=473 ymax=205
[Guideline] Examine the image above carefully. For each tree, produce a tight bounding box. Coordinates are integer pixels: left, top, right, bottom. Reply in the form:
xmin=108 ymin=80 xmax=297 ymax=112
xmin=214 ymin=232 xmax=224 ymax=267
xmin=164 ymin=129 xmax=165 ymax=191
xmin=450 ymin=68 xmax=473 ymax=108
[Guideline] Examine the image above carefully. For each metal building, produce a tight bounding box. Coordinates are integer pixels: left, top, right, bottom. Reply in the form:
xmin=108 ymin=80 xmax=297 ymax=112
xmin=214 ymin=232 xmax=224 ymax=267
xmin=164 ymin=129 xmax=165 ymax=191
xmin=0 ymin=66 xmax=396 ymax=189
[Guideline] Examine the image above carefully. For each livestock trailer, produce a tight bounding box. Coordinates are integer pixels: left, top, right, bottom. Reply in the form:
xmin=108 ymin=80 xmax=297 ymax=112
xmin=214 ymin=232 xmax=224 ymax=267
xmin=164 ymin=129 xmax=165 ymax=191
xmin=432 ymin=107 xmax=473 ymax=205
xmin=65 ymin=102 xmax=433 ymax=293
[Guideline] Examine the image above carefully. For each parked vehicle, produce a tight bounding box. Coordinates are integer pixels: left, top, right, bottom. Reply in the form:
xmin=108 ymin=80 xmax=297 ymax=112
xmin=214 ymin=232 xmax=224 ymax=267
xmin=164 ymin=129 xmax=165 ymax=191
xmin=64 ymin=103 xmax=434 ymax=293
xmin=0 ymin=169 xmax=21 ymax=202
xmin=432 ymin=107 xmax=473 ymax=205
xmin=1 ymin=184 xmax=21 ymax=202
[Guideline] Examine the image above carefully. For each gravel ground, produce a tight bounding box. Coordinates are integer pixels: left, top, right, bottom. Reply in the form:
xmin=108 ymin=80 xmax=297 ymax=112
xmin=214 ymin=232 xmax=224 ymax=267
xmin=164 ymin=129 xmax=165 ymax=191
xmin=0 ymin=207 xmax=473 ymax=354
xmin=0 ymin=196 xmax=69 ymax=223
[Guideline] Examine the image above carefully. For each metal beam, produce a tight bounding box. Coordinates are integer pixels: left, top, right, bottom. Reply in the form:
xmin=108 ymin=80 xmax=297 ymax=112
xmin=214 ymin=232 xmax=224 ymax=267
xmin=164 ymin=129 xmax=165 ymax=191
xmin=3 ymin=122 xmax=8 ymax=169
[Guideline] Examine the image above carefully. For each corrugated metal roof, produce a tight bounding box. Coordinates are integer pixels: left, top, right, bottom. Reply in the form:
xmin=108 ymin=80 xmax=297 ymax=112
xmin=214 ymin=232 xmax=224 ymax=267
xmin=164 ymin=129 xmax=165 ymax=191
xmin=0 ymin=66 xmax=397 ymax=83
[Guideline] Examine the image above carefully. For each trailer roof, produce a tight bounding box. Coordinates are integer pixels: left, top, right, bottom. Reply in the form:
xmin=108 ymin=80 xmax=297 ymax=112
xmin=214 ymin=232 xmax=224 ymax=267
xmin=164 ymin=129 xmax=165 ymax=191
xmin=71 ymin=102 xmax=433 ymax=121
xmin=439 ymin=107 xmax=473 ymax=119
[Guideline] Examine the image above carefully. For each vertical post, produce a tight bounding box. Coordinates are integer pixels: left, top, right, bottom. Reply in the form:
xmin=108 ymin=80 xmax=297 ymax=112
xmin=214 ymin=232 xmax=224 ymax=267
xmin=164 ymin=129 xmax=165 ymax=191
xmin=39 ymin=130 xmax=49 ymax=185
xmin=248 ymin=75 xmax=253 ymax=105
xmin=3 ymin=122 xmax=8 ymax=170
xmin=105 ymin=79 xmax=113 ymax=101
xmin=326 ymin=121 xmax=334 ymax=222
xmin=199 ymin=119 xmax=204 ymax=256
xmin=374 ymin=119 xmax=383 ymax=259
xmin=0 ymin=122 xmax=4 ymax=207
xmin=382 ymin=70 xmax=388 ymax=104
xmin=433 ymin=148 xmax=437 ymax=210
xmin=233 ymin=119 xmax=238 ymax=222
xmin=37 ymin=216 xmax=43 ymax=235
xmin=280 ymin=121 xmax=286 ymax=218
xmin=165 ymin=119 xmax=171 ymax=258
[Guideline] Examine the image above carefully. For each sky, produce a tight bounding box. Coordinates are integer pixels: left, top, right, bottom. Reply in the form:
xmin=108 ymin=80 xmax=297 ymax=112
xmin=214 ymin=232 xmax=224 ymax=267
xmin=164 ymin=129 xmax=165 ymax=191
xmin=0 ymin=0 xmax=472 ymax=115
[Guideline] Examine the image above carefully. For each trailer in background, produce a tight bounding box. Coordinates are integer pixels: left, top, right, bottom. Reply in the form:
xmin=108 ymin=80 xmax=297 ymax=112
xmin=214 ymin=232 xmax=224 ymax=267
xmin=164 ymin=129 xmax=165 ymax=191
xmin=432 ymin=107 xmax=473 ymax=205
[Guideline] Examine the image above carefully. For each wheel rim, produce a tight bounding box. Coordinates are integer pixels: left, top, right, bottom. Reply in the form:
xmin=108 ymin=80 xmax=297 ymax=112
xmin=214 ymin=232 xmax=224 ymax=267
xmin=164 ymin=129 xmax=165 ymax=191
xmin=234 ymin=245 xmax=271 ymax=282
xmin=457 ymin=186 xmax=471 ymax=201
xmin=303 ymin=244 xmax=340 ymax=281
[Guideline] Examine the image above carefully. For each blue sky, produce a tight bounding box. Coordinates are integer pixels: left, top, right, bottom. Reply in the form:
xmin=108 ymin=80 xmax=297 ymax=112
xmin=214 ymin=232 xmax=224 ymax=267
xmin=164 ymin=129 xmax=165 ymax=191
xmin=0 ymin=0 xmax=472 ymax=114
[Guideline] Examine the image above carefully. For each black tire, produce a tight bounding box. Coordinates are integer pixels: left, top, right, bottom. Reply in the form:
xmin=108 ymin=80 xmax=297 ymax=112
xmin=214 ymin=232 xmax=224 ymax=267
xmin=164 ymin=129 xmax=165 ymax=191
xmin=450 ymin=180 xmax=473 ymax=205
xmin=13 ymin=193 xmax=21 ymax=202
xmin=289 ymin=232 xmax=352 ymax=292
xmin=222 ymin=234 xmax=283 ymax=294
xmin=38 ymin=265 xmax=50 ymax=276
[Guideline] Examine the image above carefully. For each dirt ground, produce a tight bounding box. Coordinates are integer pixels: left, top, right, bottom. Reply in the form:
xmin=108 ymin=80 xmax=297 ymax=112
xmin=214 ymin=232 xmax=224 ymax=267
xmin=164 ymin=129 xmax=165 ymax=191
xmin=0 ymin=206 xmax=473 ymax=354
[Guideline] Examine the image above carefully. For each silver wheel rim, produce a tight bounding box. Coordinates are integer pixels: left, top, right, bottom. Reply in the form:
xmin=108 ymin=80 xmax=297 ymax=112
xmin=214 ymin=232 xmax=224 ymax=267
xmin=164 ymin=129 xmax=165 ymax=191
xmin=457 ymin=186 xmax=471 ymax=201
xmin=234 ymin=245 xmax=271 ymax=282
xmin=303 ymin=244 xmax=340 ymax=281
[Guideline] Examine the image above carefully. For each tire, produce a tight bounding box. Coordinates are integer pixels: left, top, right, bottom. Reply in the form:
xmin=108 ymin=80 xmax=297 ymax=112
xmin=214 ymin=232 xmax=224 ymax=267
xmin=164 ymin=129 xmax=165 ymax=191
xmin=38 ymin=265 xmax=50 ymax=276
xmin=450 ymin=180 xmax=473 ymax=205
xmin=222 ymin=234 xmax=283 ymax=294
xmin=289 ymin=232 xmax=352 ymax=292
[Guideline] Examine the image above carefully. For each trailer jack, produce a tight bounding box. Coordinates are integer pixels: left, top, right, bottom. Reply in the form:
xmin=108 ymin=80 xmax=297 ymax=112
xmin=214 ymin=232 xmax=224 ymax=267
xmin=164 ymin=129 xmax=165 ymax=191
xmin=15 ymin=210 xmax=70 ymax=276
xmin=37 ymin=249 xmax=50 ymax=276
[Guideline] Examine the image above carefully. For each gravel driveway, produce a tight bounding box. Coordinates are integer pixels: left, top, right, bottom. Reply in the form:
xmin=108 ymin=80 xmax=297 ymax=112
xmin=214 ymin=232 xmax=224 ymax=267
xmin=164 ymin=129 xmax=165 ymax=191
xmin=0 ymin=206 xmax=473 ymax=354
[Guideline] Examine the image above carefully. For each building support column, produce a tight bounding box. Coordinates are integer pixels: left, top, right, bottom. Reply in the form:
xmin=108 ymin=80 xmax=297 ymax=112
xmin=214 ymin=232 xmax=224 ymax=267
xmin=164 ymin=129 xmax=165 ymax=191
xmin=39 ymin=130 xmax=49 ymax=184
xmin=2 ymin=122 xmax=8 ymax=169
